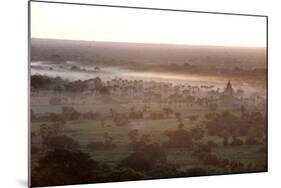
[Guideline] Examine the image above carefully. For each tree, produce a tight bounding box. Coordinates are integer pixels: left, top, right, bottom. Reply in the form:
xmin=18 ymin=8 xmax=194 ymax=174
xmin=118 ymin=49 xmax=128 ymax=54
xmin=31 ymin=75 xmax=52 ymax=90
xmin=99 ymin=86 xmax=110 ymax=95
xmin=140 ymin=134 xmax=152 ymax=144
xmin=43 ymin=135 xmax=80 ymax=151
xmin=209 ymin=103 xmax=218 ymax=112
xmin=240 ymin=105 xmax=246 ymax=117
xmin=119 ymin=143 xmax=166 ymax=171
xmin=128 ymin=129 xmax=139 ymax=143
xmin=54 ymin=85 xmax=64 ymax=94
xmin=188 ymin=115 xmax=199 ymax=123
xmin=175 ymin=112 xmax=182 ymax=119
xmin=177 ymin=122 xmax=185 ymax=129
xmin=31 ymin=149 xmax=100 ymax=187
xmin=93 ymin=76 xmax=103 ymax=89
xmin=164 ymin=129 xmax=193 ymax=148
xmin=190 ymin=127 xmax=204 ymax=140
xmin=163 ymin=107 xmax=173 ymax=118
xmin=61 ymin=106 xmax=80 ymax=120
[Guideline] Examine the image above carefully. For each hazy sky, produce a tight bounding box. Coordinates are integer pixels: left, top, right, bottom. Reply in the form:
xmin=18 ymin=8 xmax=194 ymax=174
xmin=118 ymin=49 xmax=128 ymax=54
xmin=30 ymin=1 xmax=267 ymax=47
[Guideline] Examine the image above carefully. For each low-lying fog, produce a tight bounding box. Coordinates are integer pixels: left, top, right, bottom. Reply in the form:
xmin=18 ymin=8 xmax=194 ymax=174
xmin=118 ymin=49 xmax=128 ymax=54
xmin=31 ymin=61 xmax=263 ymax=96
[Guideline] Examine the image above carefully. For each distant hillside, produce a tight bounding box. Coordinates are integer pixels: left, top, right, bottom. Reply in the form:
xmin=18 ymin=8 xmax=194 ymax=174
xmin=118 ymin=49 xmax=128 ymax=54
xmin=31 ymin=38 xmax=266 ymax=70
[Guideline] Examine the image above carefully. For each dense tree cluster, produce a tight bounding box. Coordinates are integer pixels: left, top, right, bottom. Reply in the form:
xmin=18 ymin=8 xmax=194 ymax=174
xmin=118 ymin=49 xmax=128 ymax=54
xmin=31 ymin=149 xmax=101 ymax=187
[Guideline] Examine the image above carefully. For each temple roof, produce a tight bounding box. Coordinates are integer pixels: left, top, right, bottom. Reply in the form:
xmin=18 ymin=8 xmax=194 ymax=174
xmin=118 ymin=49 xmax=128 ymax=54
xmin=222 ymin=81 xmax=234 ymax=96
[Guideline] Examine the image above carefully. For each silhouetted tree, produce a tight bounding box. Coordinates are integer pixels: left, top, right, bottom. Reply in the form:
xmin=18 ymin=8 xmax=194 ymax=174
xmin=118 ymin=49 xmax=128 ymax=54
xmin=120 ymin=143 xmax=166 ymax=171
xmin=31 ymin=149 xmax=100 ymax=187
xmin=188 ymin=115 xmax=199 ymax=123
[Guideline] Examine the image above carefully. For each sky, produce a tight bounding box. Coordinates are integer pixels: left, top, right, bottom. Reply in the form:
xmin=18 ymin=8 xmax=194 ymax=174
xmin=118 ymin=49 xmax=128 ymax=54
xmin=30 ymin=1 xmax=267 ymax=47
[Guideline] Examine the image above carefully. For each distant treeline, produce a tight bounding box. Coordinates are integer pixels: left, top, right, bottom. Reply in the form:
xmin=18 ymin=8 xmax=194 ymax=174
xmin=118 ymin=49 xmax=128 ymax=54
xmin=31 ymin=75 xmax=105 ymax=94
xmin=31 ymin=38 xmax=266 ymax=70
xmin=132 ymin=63 xmax=267 ymax=87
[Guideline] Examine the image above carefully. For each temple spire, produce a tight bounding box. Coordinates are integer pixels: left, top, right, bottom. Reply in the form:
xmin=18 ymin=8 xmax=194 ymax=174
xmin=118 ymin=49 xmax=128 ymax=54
xmin=224 ymin=80 xmax=234 ymax=96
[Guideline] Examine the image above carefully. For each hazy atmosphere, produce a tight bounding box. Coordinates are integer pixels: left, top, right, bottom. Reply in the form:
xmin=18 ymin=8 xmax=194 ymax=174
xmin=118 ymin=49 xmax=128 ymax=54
xmin=30 ymin=1 xmax=267 ymax=187
xmin=31 ymin=1 xmax=266 ymax=47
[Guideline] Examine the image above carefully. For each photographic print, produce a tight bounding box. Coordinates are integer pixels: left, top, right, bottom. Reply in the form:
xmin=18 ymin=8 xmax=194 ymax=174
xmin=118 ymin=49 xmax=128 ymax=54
xmin=29 ymin=1 xmax=268 ymax=187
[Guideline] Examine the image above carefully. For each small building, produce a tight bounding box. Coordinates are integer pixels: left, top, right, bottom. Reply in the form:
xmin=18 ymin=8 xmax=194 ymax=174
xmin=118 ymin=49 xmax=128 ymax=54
xmin=220 ymin=81 xmax=237 ymax=106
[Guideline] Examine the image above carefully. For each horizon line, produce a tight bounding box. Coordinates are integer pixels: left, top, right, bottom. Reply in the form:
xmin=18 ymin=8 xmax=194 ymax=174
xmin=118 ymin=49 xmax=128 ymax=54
xmin=31 ymin=37 xmax=266 ymax=49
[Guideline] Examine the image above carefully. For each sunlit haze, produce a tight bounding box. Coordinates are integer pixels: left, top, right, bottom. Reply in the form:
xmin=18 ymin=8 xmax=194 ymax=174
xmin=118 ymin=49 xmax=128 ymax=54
xmin=30 ymin=1 xmax=266 ymax=47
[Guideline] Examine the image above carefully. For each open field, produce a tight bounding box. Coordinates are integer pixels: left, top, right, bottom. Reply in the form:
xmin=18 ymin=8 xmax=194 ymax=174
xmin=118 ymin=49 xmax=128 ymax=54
xmin=30 ymin=39 xmax=267 ymax=187
xmin=31 ymin=117 xmax=267 ymax=171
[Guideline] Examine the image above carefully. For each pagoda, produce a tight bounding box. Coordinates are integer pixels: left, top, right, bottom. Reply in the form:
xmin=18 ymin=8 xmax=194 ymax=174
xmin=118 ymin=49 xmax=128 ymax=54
xmin=220 ymin=81 xmax=236 ymax=104
xmin=223 ymin=81 xmax=234 ymax=97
